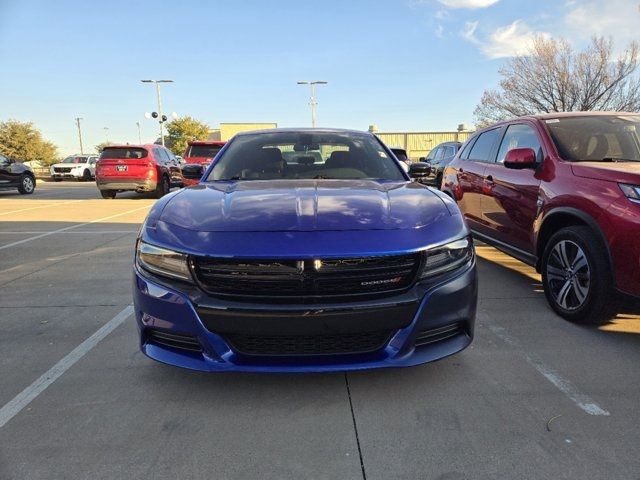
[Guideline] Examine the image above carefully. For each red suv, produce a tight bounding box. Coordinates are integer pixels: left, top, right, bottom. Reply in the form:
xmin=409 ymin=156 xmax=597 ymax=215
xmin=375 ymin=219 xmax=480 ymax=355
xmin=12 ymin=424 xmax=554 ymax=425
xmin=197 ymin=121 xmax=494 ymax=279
xmin=182 ymin=140 xmax=226 ymax=186
xmin=444 ymin=112 xmax=640 ymax=323
xmin=95 ymin=144 xmax=183 ymax=199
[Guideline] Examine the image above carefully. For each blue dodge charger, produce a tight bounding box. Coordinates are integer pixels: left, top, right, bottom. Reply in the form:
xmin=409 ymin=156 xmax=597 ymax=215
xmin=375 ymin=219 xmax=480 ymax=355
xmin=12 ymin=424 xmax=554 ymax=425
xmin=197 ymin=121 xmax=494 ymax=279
xmin=133 ymin=129 xmax=477 ymax=372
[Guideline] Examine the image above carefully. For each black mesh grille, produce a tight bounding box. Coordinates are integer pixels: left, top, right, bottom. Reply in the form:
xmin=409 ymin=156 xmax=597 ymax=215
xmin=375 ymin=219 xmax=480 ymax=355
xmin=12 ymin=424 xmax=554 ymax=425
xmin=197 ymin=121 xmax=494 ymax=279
xmin=147 ymin=330 xmax=202 ymax=352
xmin=191 ymin=253 xmax=420 ymax=300
xmin=54 ymin=167 xmax=72 ymax=173
xmin=225 ymin=331 xmax=393 ymax=356
xmin=414 ymin=323 xmax=463 ymax=347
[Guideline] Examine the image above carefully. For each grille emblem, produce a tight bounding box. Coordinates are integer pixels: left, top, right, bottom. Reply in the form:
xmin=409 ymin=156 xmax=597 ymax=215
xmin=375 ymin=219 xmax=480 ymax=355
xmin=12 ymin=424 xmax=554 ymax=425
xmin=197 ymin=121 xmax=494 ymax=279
xmin=361 ymin=276 xmax=403 ymax=286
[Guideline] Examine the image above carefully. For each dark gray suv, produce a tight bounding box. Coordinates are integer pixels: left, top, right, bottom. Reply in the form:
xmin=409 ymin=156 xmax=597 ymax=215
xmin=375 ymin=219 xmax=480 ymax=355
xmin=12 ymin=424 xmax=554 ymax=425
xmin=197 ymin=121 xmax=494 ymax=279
xmin=425 ymin=141 xmax=462 ymax=189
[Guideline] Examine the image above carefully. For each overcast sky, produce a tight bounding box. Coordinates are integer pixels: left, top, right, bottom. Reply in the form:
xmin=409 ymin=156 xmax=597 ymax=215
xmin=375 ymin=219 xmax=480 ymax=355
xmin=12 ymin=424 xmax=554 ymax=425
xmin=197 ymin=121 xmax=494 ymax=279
xmin=1 ymin=0 xmax=638 ymax=155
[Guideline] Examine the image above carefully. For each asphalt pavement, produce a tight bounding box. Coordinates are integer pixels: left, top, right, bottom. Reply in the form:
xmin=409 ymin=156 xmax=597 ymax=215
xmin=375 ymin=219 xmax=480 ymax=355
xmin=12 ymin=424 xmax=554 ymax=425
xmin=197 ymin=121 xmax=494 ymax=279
xmin=1 ymin=181 xmax=639 ymax=480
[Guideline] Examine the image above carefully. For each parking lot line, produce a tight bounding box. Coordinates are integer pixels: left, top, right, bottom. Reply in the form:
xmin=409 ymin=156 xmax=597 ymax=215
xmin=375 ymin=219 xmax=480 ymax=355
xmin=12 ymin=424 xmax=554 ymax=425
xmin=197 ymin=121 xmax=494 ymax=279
xmin=0 ymin=305 xmax=133 ymax=429
xmin=0 ymin=200 xmax=84 ymax=216
xmin=0 ymin=205 xmax=151 ymax=250
xmin=488 ymin=323 xmax=610 ymax=416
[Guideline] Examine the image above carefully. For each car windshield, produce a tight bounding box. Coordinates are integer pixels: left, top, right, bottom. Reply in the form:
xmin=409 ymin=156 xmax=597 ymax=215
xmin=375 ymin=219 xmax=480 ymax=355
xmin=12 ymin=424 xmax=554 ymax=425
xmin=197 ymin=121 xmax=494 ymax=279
xmin=206 ymin=131 xmax=406 ymax=181
xmin=186 ymin=145 xmax=223 ymax=158
xmin=62 ymin=156 xmax=87 ymax=164
xmin=545 ymin=115 xmax=640 ymax=161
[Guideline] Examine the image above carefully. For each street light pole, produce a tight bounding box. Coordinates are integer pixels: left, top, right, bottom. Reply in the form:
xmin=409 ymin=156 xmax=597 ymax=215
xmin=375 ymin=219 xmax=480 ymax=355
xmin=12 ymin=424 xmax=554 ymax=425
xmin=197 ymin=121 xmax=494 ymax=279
xmin=75 ymin=117 xmax=84 ymax=154
xmin=141 ymin=79 xmax=173 ymax=146
xmin=297 ymin=81 xmax=328 ymax=128
xmin=136 ymin=121 xmax=142 ymax=144
xmin=104 ymin=127 xmax=109 ymax=143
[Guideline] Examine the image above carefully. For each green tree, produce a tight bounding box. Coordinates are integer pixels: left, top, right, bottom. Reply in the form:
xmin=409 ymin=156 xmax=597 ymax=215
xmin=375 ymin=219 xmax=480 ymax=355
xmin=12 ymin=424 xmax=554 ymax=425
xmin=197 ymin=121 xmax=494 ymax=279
xmin=165 ymin=116 xmax=211 ymax=156
xmin=0 ymin=120 xmax=59 ymax=165
xmin=474 ymin=36 xmax=640 ymax=127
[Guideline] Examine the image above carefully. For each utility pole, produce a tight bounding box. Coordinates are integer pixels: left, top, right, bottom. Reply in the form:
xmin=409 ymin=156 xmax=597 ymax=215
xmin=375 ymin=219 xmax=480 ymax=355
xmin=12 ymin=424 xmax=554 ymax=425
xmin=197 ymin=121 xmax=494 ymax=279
xmin=297 ymin=81 xmax=328 ymax=128
xmin=104 ymin=127 xmax=109 ymax=143
xmin=75 ymin=117 xmax=84 ymax=154
xmin=141 ymin=80 xmax=173 ymax=146
xmin=136 ymin=121 xmax=142 ymax=143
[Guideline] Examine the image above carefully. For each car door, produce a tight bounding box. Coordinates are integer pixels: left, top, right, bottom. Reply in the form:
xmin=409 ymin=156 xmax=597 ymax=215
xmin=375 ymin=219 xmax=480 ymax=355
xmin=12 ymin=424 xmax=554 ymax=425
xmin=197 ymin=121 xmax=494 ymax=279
xmin=455 ymin=128 xmax=502 ymax=235
xmin=0 ymin=154 xmax=19 ymax=187
xmin=481 ymin=122 xmax=544 ymax=254
xmin=164 ymin=149 xmax=182 ymax=185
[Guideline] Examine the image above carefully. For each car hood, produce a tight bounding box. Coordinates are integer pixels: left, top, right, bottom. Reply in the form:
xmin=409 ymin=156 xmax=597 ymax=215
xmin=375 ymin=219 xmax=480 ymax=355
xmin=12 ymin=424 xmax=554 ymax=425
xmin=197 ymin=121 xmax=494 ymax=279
xmin=156 ymin=180 xmax=451 ymax=232
xmin=571 ymin=162 xmax=640 ymax=184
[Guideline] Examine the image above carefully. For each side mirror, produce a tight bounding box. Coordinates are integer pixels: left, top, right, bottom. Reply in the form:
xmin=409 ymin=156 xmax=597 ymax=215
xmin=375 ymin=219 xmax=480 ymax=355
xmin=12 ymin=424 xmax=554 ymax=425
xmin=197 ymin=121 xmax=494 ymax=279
xmin=181 ymin=164 xmax=205 ymax=180
xmin=504 ymin=148 xmax=537 ymax=169
xmin=408 ymin=162 xmax=431 ymax=180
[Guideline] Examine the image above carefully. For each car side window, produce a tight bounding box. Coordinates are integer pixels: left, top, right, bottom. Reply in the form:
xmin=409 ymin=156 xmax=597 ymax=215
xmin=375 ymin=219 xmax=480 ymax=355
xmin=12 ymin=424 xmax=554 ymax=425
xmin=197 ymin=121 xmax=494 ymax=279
xmin=495 ymin=124 xmax=543 ymax=164
xmin=434 ymin=147 xmax=445 ymax=162
xmin=467 ymin=128 xmax=501 ymax=162
xmin=0 ymin=154 xmax=9 ymax=166
xmin=442 ymin=146 xmax=455 ymax=159
xmin=154 ymin=148 xmax=168 ymax=163
xmin=425 ymin=147 xmax=439 ymax=161
xmin=459 ymin=138 xmax=475 ymax=160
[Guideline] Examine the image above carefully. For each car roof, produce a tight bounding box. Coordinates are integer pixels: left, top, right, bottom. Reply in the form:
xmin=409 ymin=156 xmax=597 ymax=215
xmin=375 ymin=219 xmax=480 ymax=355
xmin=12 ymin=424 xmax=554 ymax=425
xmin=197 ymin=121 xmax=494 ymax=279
xmin=188 ymin=141 xmax=226 ymax=146
xmin=234 ymin=127 xmax=371 ymax=137
xmin=102 ymin=144 xmax=159 ymax=149
xmin=481 ymin=111 xmax=639 ymax=131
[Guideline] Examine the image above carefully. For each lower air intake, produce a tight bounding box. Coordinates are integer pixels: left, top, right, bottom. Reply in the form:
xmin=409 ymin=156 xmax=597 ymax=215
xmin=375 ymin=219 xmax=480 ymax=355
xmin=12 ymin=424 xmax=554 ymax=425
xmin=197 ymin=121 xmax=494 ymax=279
xmin=415 ymin=323 xmax=463 ymax=347
xmin=147 ymin=329 xmax=202 ymax=352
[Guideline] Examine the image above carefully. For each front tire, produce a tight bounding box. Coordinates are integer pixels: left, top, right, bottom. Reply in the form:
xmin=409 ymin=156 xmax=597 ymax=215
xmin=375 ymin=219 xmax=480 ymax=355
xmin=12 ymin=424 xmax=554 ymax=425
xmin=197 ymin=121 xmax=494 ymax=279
xmin=82 ymin=169 xmax=92 ymax=181
xmin=436 ymin=172 xmax=443 ymax=190
xmin=18 ymin=174 xmax=35 ymax=194
xmin=100 ymin=189 xmax=117 ymax=199
xmin=154 ymin=175 xmax=169 ymax=199
xmin=541 ymin=226 xmax=616 ymax=324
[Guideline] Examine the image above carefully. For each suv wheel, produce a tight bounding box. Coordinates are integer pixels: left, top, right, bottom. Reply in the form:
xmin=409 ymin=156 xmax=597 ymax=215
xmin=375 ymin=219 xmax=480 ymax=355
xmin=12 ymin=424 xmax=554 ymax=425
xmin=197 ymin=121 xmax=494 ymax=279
xmin=436 ymin=172 xmax=443 ymax=190
xmin=82 ymin=169 xmax=92 ymax=181
xmin=541 ymin=226 xmax=615 ymax=324
xmin=18 ymin=174 xmax=35 ymax=194
xmin=100 ymin=189 xmax=117 ymax=199
xmin=154 ymin=175 xmax=169 ymax=199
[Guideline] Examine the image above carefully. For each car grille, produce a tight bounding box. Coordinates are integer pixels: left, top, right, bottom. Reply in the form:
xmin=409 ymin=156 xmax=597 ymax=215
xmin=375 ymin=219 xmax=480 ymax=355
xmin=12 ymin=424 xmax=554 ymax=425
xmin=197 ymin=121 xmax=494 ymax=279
xmin=414 ymin=323 xmax=464 ymax=347
xmin=225 ymin=330 xmax=393 ymax=356
xmin=146 ymin=329 xmax=202 ymax=352
xmin=54 ymin=167 xmax=72 ymax=173
xmin=191 ymin=253 xmax=421 ymax=300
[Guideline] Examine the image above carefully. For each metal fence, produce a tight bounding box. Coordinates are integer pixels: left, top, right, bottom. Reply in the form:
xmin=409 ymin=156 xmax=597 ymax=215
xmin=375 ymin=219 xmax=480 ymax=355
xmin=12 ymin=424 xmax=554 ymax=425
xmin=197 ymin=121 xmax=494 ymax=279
xmin=376 ymin=131 xmax=473 ymax=160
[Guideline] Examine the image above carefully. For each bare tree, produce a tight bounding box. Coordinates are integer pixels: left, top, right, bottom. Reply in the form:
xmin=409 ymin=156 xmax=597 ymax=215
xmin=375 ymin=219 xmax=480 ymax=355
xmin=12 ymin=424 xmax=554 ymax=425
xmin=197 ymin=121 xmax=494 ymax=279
xmin=474 ymin=36 xmax=640 ymax=127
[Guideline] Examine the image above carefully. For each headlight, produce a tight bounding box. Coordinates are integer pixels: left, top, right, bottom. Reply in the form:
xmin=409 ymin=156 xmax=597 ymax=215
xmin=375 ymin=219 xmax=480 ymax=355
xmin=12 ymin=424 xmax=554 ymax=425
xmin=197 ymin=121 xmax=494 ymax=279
xmin=419 ymin=237 xmax=473 ymax=279
xmin=619 ymin=184 xmax=640 ymax=203
xmin=136 ymin=241 xmax=193 ymax=282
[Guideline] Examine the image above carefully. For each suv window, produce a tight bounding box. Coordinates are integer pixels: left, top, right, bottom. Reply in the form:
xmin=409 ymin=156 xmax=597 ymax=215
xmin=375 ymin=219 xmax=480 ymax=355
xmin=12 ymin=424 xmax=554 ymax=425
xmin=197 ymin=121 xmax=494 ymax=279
xmin=468 ymin=128 xmax=500 ymax=162
xmin=0 ymin=154 xmax=9 ymax=165
xmin=154 ymin=148 xmax=169 ymax=163
xmin=496 ymin=124 xmax=543 ymax=163
xmin=459 ymin=138 xmax=476 ymax=160
xmin=442 ymin=145 xmax=456 ymax=159
xmin=434 ymin=147 xmax=445 ymax=162
xmin=425 ymin=147 xmax=439 ymax=162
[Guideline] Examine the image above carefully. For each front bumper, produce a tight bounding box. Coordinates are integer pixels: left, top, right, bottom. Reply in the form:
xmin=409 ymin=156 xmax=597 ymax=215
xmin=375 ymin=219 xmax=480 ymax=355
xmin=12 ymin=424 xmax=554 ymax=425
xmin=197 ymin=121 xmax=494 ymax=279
xmin=97 ymin=178 xmax=156 ymax=192
xmin=133 ymin=260 xmax=477 ymax=372
xmin=51 ymin=172 xmax=82 ymax=179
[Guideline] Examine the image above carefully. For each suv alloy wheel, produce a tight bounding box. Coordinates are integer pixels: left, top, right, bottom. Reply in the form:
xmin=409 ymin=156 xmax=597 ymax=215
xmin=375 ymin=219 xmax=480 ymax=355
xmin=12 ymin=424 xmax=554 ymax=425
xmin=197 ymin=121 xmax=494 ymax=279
xmin=541 ymin=226 xmax=615 ymax=324
xmin=18 ymin=174 xmax=35 ymax=194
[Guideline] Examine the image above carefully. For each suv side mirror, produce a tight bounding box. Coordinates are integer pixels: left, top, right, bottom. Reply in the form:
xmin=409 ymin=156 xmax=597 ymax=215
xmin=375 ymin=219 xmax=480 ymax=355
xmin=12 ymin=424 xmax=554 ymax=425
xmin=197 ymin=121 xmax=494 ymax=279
xmin=504 ymin=148 xmax=537 ymax=169
xmin=408 ymin=162 xmax=431 ymax=180
xmin=182 ymin=164 xmax=205 ymax=180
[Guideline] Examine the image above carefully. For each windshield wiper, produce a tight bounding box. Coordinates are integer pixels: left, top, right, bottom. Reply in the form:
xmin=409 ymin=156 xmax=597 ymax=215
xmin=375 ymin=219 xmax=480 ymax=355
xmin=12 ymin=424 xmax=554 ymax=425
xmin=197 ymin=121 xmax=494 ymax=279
xmin=601 ymin=157 xmax=640 ymax=162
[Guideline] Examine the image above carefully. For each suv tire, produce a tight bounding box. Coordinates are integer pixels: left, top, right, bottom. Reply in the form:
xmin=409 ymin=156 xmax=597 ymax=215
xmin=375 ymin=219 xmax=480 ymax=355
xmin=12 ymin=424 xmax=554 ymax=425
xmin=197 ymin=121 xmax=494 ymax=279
xmin=100 ymin=189 xmax=117 ymax=199
xmin=18 ymin=174 xmax=35 ymax=194
xmin=541 ymin=226 xmax=616 ymax=324
xmin=155 ymin=175 xmax=169 ymax=199
xmin=82 ymin=169 xmax=92 ymax=181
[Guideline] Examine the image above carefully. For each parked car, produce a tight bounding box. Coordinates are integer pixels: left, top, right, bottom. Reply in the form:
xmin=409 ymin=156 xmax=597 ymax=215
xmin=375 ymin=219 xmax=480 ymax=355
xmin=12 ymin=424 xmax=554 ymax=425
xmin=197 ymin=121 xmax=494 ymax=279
xmin=424 ymin=141 xmax=462 ymax=189
xmin=50 ymin=155 xmax=98 ymax=181
xmin=133 ymin=128 xmax=477 ymax=372
xmin=443 ymin=111 xmax=640 ymax=323
xmin=95 ymin=144 xmax=182 ymax=199
xmin=0 ymin=154 xmax=36 ymax=194
xmin=181 ymin=141 xmax=226 ymax=187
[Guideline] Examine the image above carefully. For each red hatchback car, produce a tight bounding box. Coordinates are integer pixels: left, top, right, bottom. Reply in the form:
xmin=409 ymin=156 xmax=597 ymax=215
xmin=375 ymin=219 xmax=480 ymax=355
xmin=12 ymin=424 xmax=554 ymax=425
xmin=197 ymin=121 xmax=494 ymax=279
xmin=95 ymin=144 xmax=183 ymax=199
xmin=443 ymin=111 xmax=640 ymax=323
xmin=181 ymin=140 xmax=226 ymax=186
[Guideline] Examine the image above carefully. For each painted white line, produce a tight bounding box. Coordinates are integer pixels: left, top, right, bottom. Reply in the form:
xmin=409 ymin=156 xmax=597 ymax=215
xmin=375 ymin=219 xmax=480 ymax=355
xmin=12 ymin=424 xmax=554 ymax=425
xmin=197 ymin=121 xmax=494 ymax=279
xmin=0 ymin=205 xmax=151 ymax=251
xmin=0 ymin=305 xmax=133 ymax=428
xmin=0 ymin=230 xmax=138 ymax=234
xmin=488 ymin=323 xmax=609 ymax=416
xmin=0 ymin=200 xmax=84 ymax=216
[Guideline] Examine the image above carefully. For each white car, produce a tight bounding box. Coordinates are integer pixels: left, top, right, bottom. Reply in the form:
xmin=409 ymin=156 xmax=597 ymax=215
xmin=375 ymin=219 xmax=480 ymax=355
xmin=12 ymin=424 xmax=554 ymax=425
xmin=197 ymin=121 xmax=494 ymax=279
xmin=50 ymin=155 xmax=98 ymax=181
